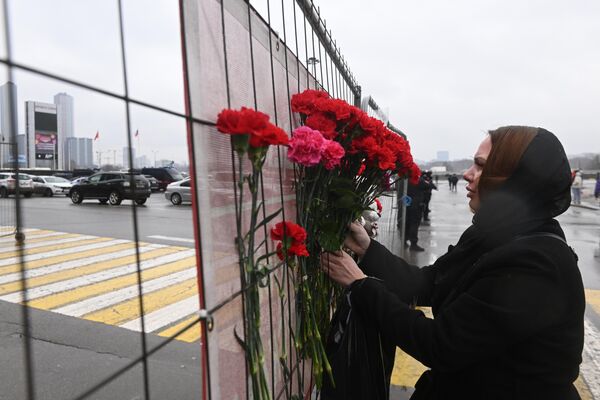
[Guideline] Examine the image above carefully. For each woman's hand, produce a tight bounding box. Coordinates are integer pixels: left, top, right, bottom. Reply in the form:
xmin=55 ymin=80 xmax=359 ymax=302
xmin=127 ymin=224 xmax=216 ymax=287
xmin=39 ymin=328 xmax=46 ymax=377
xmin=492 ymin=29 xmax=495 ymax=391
xmin=344 ymin=221 xmax=371 ymax=257
xmin=320 ymin=250 xmax=367 ymax=288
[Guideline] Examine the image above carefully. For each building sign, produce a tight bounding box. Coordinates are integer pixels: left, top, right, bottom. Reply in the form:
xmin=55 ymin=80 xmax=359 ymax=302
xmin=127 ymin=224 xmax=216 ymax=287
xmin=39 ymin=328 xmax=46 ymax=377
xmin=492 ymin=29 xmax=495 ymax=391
xmin=35 ymin=130 xmax=57 ymax=160
xmin=34 ymin=111 xmax=58 ymax=161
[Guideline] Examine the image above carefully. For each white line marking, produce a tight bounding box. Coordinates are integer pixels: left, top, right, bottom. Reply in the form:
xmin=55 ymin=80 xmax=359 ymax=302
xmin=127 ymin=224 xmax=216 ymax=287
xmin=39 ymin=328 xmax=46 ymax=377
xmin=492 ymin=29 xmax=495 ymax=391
xmin=0 ymin=231 xmax=64 ymax=244
xmin=0 ymin=244 xmax=165 ymax=284
xmin=0 ymin=249 xmax=196 ymax=303
xmin=0 ymin=239 xmax=129 ymax=267
xmin=148 ymin=235 xmax=195 ymax=244
xmin=120 ymin=296 xmax=199 ymax=332
xmin=55 ymin=267 xmax=198 ymax=317
xmin=0 ymin=235 xmax=97 ymax=252
xmin=582 ymin=318 xmax=600 ymax=399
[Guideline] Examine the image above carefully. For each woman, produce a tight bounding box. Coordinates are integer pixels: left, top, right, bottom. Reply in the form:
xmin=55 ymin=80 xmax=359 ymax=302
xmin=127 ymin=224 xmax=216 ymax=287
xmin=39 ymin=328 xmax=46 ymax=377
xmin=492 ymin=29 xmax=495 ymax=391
xmin=322 ymin=126 xmax=585 ymax=399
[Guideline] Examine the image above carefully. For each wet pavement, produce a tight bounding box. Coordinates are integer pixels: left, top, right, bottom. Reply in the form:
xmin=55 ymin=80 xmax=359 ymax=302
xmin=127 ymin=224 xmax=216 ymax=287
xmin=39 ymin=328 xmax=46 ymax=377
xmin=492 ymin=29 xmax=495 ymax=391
xmin=375 ymin=180 xmax=600 ymax=400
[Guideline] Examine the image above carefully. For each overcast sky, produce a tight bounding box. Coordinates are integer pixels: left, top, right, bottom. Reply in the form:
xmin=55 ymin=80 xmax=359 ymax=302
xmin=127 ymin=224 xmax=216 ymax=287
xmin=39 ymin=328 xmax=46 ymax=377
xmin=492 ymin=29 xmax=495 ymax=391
xmin=1 ymin=0 xmax=599 ymax=163
xmin=315 ymin=0 xmax=600 ymax=161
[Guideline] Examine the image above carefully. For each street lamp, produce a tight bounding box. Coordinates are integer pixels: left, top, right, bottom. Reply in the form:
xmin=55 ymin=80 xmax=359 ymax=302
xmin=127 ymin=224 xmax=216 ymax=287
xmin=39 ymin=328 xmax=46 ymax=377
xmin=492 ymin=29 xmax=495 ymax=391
xmin=307 ymin=57 xmax=320 ymax=77
xmin=152 ymin=150 xmax=159 ymax=168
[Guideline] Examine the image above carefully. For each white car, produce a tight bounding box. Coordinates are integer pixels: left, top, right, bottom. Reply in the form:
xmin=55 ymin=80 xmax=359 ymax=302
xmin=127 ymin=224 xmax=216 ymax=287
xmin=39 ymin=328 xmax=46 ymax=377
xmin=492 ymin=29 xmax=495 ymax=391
xmin=31 ymin=176 xmax=73 ymax=197
xmin=0 ymin=172 xmax=34 ymax=198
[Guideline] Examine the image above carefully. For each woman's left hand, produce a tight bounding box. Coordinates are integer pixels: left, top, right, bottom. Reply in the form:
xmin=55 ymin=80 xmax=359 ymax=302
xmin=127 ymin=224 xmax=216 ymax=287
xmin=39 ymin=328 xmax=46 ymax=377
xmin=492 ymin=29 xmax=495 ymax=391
xmin=320 ymin=250 xmax=367 ymax=288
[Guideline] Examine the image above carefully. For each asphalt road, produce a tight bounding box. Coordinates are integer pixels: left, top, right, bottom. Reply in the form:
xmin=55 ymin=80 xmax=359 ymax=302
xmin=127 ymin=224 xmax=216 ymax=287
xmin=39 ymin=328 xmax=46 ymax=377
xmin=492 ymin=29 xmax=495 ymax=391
xmin=0 ymin=193 xmax=201 ymax=400
xmin=11 ymin=193 xmax=195 ymax=247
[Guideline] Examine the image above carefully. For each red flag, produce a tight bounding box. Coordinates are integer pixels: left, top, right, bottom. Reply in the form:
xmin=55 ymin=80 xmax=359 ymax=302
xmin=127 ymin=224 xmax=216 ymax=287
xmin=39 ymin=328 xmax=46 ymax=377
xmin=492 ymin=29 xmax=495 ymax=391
xmin=134 ymin=130 xmax=139 ymax=138
xmin=93 ymin=131 xmax=99 ymax=141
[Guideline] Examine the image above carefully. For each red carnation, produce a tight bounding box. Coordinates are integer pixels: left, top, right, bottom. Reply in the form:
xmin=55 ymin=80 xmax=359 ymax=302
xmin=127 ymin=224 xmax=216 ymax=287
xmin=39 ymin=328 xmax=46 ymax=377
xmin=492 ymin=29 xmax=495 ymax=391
xmin=358 ymin=114 xmax=385 ymax=137
xmin=271 ymin=221 xmax=309 ymax=260
xmin=270 ymin=221 xmax=307 ymax=243
xmin=375 ymin=146 xmax=397 ymax=171
xmin=409 ymin=163 xmax=422 ymax=185
xmin=249 ymin=124 xmax=289 ymax=147
xmin=276 ymin=242 xmax=309 ymax=260
xmin=305 ymin=112 xmax=337 ymax=139
xmin=291 ymin=90 xmax=330 ymax=116
xmin=315 ymin=98 xmax=353 ymax=121
xmin=216 ymin=107 xmax=269 ymax=136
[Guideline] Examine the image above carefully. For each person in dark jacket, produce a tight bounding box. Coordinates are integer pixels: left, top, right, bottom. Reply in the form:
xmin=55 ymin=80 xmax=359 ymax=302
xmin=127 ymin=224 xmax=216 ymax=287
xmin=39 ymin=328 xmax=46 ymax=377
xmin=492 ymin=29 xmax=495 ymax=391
xmin=421 ymin=171 xmax=437 ymax=222
xmin=321 ymin=126 xmax=585 ymax=399
xmin=405 ymin=174 xmax=436 ymax=251
xmin=594 ymin=172 xmax=600 ymax=205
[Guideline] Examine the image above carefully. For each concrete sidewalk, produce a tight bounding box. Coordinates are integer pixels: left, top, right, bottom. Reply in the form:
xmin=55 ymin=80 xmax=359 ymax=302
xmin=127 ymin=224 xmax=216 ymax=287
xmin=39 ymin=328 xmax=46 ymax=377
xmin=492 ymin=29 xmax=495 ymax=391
xmin=375 ymin=181 xmax=600 ymax=400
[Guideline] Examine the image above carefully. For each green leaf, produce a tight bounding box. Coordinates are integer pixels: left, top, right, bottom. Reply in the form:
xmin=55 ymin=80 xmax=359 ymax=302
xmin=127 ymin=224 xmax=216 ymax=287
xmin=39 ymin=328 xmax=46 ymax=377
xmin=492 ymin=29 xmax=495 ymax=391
xmin=253 ymin=207 xmax=282 ymax=233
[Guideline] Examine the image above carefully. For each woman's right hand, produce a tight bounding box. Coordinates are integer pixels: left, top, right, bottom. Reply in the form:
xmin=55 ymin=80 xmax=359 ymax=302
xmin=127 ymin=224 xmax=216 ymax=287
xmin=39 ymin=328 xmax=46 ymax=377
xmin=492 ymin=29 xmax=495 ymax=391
xmin=344 ymin=221 xmax=371 ymax=257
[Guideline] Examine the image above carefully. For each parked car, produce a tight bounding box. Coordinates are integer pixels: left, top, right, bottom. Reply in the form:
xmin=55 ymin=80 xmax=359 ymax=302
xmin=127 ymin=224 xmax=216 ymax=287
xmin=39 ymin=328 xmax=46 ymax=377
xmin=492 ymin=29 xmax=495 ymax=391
xmin=69 ymin=172 xmax=151 ymax=205
xmin=164 ymin=178 xmax=191 ymax=205
xmin=143 ymin=175 xmax=160 ymax=192
xmin=0 ymin=172 xmax=34 ymax=198
xmin=141 ymin=167 xmax=184 ymax=191
xmin=71 ymin=176 xmax=89 ymax=185
xmin=31 ymin=176 xmax=72 ymax=197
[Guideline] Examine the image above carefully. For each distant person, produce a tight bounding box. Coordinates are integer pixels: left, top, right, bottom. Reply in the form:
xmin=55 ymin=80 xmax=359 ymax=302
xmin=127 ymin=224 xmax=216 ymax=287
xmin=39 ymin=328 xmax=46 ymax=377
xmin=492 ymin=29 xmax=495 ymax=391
xmin=403 ymin=174 xmax=437 ymax=251
xmin=434 ymin=174 xmax=439 ymax=185
xmin=594 ymin=172 xmax=600 ymax=205
xmin=571 ymin=170 xmax=582 ymax=205
xmin=450 ymin=174 xmax=459 ymax=192
xmin=421 ymin=171 xmax=438 ymax=221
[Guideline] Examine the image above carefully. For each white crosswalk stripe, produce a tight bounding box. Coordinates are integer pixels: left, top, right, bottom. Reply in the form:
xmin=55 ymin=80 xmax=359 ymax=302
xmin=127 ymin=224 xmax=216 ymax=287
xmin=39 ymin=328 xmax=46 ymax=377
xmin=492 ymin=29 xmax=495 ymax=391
xmin=55 ymin=267 xmax=197 ymax=317
xmin=0 ymin=234 xmax=97 ymax=251
xmin=121 ymin=296 xmax=199 ymax=332
xmin=0 ymin=249 xmax=196 ymax=303
xmin=0 ymin=239 xmax=129 ymax=267
xmin=0 ymin=231 xmax=63 ymax=244
xmin=0 ymin=244 xmax=165 ymax=284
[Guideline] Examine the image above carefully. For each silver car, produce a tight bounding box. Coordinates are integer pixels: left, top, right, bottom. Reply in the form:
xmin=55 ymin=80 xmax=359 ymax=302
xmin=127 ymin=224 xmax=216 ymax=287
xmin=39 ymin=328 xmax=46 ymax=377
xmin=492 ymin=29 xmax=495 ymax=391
xmin=164 ymin=178 xmax=191 ymax=205
xmin=32 ymin=175 xmax=72 ymax=197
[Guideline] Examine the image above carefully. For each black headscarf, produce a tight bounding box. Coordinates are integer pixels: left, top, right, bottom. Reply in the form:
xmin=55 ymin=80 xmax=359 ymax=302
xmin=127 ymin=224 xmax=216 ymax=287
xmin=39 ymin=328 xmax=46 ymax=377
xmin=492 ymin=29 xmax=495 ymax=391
xmin=431 ymin=128 xmax=572 ymax=313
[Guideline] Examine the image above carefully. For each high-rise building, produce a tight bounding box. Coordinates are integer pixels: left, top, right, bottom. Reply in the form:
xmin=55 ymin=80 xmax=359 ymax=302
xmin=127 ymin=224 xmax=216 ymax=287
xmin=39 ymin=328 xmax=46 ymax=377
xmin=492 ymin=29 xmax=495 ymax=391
xmin=122 ymin=146 xmax=137 ymax=168
xmin=25 ymin=101 xmax=59 ymax=169
xmin=54 ymin=92 xmax=74 ymax=169
xmin=0 ymin=82 xmax=18 ymax=168
xmin=65 ymin=137 xmax=93 ymax=169
xmin=436 ymin=150 xmax=450 ymax=162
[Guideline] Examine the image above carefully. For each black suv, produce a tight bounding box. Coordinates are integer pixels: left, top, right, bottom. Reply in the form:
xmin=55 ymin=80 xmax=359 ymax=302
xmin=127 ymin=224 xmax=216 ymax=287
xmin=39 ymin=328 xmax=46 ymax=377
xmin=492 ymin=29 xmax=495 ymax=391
xmin=69 ymin=172 xmax=151 ymax=205
xmin=141 ymin=167 xmax=184 ymax=191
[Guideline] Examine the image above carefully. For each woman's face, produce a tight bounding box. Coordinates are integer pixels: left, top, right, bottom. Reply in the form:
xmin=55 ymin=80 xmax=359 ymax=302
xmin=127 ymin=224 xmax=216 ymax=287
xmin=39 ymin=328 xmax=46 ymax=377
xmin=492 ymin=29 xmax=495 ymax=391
xmin=463 ymin=135 xmax=492 ymax=212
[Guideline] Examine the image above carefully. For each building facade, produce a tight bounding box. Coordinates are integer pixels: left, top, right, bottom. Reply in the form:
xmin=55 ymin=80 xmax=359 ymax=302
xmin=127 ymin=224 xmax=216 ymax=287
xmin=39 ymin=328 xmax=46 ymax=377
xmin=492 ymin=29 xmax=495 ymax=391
xmin=54 ymin=93 xmax=74 ymax=169
xmin=0 ymin=82 xmax=18 ymax=168
xmin=65 ymin=137 xmax=93 ymax=169
xmin=25 ymin=101 xmax=59 ymax=169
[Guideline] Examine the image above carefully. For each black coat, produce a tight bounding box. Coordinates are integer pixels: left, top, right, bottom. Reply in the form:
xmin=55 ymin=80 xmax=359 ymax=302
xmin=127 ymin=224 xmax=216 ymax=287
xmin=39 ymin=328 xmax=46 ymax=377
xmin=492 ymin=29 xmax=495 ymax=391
xmin=353 ymin=228 xmax=584 ymax=399
xmin=347 ymin=129 xmax=585 ymax=399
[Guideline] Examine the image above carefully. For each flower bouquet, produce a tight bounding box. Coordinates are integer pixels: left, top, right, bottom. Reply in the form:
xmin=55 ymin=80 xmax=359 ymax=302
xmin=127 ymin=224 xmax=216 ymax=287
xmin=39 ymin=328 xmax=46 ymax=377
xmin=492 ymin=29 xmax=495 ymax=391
xmin=287 ymin=89 xmax=420 ymax=388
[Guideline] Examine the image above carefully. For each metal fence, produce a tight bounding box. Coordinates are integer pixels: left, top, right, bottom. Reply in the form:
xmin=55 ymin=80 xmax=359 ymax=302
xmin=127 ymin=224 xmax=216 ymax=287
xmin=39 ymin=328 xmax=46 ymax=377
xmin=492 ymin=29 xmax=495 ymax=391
xmin=0 ymin=0 xmax=404 ymax=398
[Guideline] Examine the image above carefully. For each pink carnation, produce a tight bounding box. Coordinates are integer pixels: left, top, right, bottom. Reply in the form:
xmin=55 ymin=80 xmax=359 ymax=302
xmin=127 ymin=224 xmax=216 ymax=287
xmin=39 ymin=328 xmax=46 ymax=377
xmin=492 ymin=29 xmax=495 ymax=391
xmin=321 ymin=140 xmax=345 ymax=170
xmin=288 ymin=126 xmax=326 ymax=166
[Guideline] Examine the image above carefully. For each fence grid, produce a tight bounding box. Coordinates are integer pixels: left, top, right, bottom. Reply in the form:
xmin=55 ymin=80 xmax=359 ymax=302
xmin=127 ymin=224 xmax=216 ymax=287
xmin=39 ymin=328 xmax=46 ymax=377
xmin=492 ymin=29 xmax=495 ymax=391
xmin=0 ymin=0 xmax=392 ymax=398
